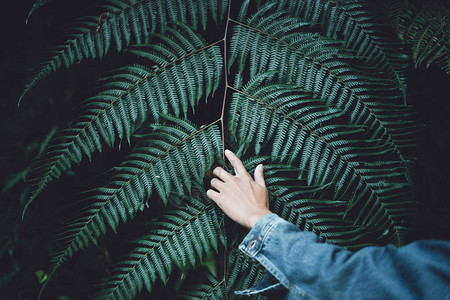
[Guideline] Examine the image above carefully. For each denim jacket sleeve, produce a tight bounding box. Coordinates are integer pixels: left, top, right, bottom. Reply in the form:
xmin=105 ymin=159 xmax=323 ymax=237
xmin=236 ymin=213 xmax=450 ymax=300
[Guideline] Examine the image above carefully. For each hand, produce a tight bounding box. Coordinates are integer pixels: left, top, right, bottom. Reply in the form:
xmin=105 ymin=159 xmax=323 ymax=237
xmin=206 ymin=149 xmax=272 ymax=229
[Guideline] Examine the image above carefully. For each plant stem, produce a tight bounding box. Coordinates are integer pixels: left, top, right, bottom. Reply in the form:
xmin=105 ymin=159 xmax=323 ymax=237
xmin=220 ymin=1 xmax=233 ymax=298
xmin=221 ymin=0 xmax=232 ymax=161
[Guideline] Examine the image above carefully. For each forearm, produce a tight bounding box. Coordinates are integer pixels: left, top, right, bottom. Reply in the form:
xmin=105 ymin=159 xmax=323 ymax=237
xmin=238 ymin=213 xmax=450 ymax=299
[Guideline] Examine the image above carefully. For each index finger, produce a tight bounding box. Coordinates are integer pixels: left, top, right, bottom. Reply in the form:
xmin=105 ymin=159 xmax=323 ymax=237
xmin=225 ymin=149 xmax=246 ymax=176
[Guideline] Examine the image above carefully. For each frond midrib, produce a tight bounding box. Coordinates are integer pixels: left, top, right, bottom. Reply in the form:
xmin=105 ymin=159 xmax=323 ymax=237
xmin=205 ymin=278 xmax=226 ymax=298
xmin=329 ymin=0 xmax=407 ymax=97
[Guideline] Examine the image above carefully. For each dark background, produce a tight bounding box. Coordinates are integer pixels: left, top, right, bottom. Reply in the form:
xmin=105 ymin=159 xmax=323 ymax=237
xmin=1 ymin=0 xmax=449 ymax=299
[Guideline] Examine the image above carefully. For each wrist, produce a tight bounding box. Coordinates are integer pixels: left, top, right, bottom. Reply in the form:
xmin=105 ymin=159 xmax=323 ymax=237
xmin=246 ymin=209 xmax=272 ymax=229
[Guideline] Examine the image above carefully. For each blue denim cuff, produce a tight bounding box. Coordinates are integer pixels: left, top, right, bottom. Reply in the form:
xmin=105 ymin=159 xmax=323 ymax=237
xmin=238 ymin=213 xmax=283 ymax=257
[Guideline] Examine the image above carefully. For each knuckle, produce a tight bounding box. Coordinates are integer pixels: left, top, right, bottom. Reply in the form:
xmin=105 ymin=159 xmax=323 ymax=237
xmin=240 ymin=174 xmax=251 ymax=181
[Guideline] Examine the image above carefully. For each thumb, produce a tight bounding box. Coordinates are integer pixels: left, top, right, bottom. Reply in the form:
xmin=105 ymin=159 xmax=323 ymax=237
xmin=254 ymin=164 xmax=266 ymax=187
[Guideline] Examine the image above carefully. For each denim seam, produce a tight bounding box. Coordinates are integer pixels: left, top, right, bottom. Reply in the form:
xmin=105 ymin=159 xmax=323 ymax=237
xmin=255 ymin=254 xmax=318 ymax=300
xmin=260 ymin=219 xmax=282 ymax=248
xmin=234 ymin=282 xmax=283 ymax=295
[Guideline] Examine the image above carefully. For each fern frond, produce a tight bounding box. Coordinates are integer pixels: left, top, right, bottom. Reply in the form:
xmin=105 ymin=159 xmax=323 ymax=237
xmin=47 ymin=117 xmax=221 ymax=284
xmin=176 ymin=271 xmax=226 ymax=299
xmin=375 ymin=0 xmax=414 ymax=35
xmin=237 ymin=159 xmax=380 ymax=249
xmin=264 ymin=165 xmax=375 ymax=248
xmin=2 ymin=126 xmax=57 ymax=194
xmin=26 ymin=0 xmax=57 ymax=24
xmin=229 ymin=75 xmax=414 ymax=245
xmin=252 ymin=0 xmax=409 ymax=100
xmin=20 ymin=0 xmax=228 ymax=104
xmin=229 ymin=9 xmax=416 ymax=171
xmin=377 ymin=0 xmax=450 ymax=73
xmin=24 ymin=27 xmax=222 ymax=215
xmin=95 ymin=195 xmax=223 ymax=300
xmin=405 ymin=7 xmax=450 ymax=73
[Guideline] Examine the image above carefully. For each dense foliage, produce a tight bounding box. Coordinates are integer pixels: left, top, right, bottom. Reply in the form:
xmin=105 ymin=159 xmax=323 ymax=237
xmin=1 ymin=0 xmax=448 ymax=299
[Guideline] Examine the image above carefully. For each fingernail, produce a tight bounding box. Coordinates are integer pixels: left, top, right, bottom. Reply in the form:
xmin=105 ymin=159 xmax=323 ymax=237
xmin=225 ymin=149 xmax=231 ymax=155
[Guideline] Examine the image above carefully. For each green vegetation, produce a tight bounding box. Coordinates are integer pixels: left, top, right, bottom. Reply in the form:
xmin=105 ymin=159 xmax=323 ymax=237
xmin=1 ymin=0 xmax=448 ymax=298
